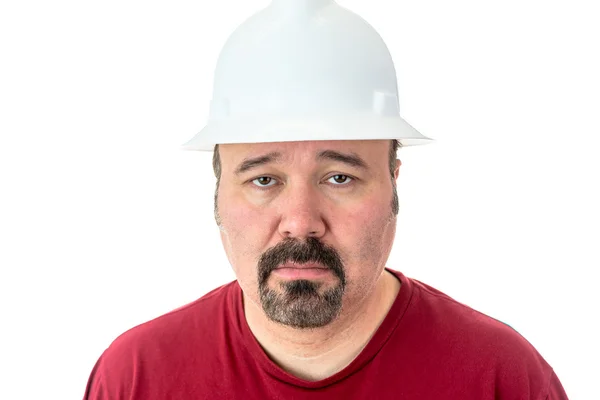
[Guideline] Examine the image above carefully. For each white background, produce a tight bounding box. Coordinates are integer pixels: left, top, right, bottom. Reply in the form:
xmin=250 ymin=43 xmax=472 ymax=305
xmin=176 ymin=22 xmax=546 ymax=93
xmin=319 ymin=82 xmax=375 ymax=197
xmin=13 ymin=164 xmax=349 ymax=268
xmin=1 ymin=0 xmax=598 ymax=398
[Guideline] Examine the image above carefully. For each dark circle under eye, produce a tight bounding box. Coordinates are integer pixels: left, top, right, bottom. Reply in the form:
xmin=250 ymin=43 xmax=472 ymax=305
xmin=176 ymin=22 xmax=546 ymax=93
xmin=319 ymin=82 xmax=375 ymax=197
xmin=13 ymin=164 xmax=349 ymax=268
xmin=257 ymin=177 xmax=272 ymax=185
xmin=332 ymin=175 xmax=348 ymax=183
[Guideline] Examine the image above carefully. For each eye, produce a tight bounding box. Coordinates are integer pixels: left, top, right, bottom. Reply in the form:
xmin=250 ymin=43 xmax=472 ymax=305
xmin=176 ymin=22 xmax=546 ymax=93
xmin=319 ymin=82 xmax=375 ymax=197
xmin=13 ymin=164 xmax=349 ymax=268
xmin=326 ymin=174 xmax=353 ymax=185
xmin=251 ymin=176 xmax=277 ymax=187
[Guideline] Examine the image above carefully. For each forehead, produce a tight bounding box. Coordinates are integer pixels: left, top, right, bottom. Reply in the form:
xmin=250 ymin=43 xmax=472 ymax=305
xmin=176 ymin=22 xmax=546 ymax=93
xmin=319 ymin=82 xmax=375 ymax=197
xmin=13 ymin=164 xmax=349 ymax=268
xmin=218 ymin=140 xmax=390 ymax=170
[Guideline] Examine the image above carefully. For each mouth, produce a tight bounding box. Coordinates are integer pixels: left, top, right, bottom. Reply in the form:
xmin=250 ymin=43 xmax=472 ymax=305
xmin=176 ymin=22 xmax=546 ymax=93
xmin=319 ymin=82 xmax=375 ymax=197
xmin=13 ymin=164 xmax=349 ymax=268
xmin=272 ymin=262 xmax=333 ymax=279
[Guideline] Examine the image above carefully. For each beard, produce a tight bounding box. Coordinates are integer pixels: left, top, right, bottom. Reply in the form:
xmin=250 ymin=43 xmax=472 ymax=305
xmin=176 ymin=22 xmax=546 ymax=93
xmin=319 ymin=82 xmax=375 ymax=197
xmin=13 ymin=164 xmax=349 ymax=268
xmin=257 ymin=237 xmax=346 ymax=329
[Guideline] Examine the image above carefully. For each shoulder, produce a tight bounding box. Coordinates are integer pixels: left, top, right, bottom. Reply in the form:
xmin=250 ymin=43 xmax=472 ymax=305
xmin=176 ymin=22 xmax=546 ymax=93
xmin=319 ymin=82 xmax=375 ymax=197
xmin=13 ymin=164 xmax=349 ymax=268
xmin=110 ymin=280 xmax=236 ymax=352
xmin=410 ymin=278 xmax=542 ymax=359
xmin=84 ymin=281 xmax=239 ymax=399
xmin=395 ymin=273 xmax=561 ymax=398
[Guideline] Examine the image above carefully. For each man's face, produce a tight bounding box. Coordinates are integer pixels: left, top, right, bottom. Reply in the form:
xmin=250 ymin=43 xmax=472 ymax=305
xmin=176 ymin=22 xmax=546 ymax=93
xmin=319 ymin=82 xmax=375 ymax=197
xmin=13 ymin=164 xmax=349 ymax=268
xmin=216 ymin=140 xmax=400 ymax=328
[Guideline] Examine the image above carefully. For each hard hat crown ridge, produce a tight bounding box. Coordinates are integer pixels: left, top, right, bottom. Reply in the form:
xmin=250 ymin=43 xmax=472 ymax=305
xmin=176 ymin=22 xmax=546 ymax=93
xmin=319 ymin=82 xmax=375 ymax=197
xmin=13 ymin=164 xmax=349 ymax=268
xmin=182 ymin=0 xmax=432 ymax=150
xmin=271 ymin=0 xmax=333 ymax=15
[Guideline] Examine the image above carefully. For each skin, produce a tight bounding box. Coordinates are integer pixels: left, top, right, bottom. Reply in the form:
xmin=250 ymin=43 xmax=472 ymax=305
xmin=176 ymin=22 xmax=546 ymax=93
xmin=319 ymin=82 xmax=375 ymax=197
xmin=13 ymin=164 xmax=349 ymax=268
xmin=216 ymin=139 xmax=402 ymax=381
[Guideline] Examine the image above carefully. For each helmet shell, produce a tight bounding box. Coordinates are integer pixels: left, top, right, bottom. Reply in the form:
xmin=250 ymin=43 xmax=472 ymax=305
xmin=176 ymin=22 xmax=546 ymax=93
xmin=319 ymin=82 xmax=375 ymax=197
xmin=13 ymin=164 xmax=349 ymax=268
xmin=183 ymin=0 xmax=431 ymax=150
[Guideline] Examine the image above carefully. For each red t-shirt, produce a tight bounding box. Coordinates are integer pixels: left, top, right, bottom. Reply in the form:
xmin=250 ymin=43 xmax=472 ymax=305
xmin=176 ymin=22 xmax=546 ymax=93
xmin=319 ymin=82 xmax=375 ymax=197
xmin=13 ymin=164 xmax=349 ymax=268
xmin=84 ymin=269 xmax=568 ymax=399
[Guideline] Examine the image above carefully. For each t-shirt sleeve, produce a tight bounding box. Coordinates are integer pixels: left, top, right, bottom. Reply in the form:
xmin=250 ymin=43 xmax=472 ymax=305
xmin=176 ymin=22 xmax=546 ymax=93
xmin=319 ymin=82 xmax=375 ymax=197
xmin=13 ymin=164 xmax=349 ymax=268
xmin=82 ymin=348 xmax=137 ymax=400
xmin=545 ymin=370 xmax=569 ymax=400
xmin=83 ymin=356 xmax=107 ymax=400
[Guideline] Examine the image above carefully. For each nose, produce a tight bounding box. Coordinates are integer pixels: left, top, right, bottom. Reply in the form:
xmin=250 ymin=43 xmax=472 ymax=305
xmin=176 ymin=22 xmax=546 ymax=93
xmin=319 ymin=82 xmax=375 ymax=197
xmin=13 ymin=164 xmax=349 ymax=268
xmin=277 ymin=183 xmax=326 ymax=239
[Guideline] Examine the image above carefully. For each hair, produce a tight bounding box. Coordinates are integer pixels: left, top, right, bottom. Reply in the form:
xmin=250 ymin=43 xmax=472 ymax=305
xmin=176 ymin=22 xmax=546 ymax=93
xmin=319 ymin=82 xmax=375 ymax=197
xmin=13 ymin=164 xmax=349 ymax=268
xmin=212 ymin=140 xmax=401 ymax=224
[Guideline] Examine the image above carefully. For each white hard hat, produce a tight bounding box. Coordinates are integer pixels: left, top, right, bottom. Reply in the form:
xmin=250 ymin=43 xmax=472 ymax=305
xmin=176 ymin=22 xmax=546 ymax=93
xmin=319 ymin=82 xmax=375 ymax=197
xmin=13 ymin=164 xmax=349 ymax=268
xmin=182 ymin=0 xmax=432 ymax=151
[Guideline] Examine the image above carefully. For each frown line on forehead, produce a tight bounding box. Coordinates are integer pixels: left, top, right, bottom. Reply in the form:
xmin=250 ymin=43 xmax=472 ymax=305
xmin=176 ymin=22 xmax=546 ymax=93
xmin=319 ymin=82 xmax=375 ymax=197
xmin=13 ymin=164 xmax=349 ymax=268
xmin=234 ymin=149 xmax=369 ymax=176
xmin=235 ymin=152 xmax=282 ymax=175
xmin=316 ymin=150 xmax=367 ymax=170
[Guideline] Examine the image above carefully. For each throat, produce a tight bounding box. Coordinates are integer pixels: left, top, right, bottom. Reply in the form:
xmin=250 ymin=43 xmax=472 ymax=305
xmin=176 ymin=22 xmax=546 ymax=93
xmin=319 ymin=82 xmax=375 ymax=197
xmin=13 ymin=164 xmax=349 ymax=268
xmin=243 ymin=270 xmax=401 ymax=381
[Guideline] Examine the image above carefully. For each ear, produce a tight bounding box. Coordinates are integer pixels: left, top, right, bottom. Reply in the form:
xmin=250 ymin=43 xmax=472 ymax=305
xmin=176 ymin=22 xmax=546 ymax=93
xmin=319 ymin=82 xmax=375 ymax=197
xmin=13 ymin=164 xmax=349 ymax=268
xmin=394 ymin=159 xmax=401 ymax=181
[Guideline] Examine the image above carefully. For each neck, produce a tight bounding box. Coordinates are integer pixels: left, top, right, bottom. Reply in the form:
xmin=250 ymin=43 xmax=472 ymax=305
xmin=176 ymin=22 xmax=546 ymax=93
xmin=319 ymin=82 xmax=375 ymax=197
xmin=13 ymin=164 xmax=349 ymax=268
xmin=243 ymin=269 xmax=400 ymax=381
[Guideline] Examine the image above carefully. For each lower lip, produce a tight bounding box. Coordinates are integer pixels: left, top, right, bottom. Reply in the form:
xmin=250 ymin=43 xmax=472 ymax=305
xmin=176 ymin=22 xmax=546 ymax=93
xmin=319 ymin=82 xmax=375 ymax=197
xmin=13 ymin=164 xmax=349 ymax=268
xmin=272 ymin=268 xmax=333 ymax=279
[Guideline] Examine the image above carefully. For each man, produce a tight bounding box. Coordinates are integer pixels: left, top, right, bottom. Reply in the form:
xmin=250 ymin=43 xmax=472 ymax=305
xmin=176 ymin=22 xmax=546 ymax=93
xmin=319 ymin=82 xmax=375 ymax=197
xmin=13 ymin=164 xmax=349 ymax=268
xmin=84 ymin=0 xmax=568 ymax=398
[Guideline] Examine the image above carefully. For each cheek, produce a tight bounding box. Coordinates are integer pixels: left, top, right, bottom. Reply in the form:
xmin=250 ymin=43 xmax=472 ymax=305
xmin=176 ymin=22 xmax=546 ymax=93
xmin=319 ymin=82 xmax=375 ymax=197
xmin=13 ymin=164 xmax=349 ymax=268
xmin=335 ymin=195 xmax=396 ymax=264
xmin=218 ymin=192 xmax=276 ymax=279
xmin=355 ymin=221 xmax=395 ymax=264
xmin=219 ymin=188 xmax=256 ymax=237
xmin=220 ymin=227 xmax=261 ymax=296
xmin=219 ymin=184 xmax=282 ymax=239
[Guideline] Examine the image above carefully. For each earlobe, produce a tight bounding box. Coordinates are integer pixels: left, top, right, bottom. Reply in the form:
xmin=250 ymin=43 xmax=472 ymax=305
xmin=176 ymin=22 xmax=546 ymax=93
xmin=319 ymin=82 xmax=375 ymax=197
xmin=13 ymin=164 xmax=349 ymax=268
xmin=394 ymin=159 xmax=401 ymax=180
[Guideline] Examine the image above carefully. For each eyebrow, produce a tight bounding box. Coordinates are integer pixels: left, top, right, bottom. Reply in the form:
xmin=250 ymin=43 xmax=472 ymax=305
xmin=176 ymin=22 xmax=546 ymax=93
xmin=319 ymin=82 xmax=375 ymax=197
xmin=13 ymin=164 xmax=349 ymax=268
xmin=317 ymin=150 xmax=368 ymax=170
xmin=234 ymin=152 xmax=282 ymax=175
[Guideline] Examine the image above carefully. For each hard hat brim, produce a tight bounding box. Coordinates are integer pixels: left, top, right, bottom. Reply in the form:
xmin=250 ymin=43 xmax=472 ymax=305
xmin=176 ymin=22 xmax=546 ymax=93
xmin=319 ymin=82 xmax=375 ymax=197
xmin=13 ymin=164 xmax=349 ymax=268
xmin=181 ymin=115 xmax=432 ymax=151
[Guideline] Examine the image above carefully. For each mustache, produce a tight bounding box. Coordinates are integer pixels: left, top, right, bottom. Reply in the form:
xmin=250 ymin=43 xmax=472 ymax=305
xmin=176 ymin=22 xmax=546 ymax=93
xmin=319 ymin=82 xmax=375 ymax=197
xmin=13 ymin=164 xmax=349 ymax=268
xmin=257 ymin=237 xmax=346 ymax=285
